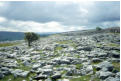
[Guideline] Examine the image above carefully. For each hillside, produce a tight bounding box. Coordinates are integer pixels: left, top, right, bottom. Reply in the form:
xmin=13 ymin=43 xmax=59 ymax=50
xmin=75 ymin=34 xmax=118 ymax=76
xmin=0 ymin=31 xmax=56 ymax=42
xmin=0 ymin=27 xmax=120 ymax=81
xmin=0 ymin=31 xmax=24 ymax=41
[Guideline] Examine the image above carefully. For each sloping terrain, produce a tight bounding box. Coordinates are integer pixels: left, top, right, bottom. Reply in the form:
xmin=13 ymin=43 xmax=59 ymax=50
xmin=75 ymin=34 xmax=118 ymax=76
xmin=0 ymin=27 xmax=120 ymax=81
xmin=0 ymin=31 xmax=24 ymax=41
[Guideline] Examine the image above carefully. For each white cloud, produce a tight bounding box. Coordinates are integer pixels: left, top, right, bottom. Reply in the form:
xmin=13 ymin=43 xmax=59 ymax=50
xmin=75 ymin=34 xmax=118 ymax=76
xmin=0 ymin=2 xmax=5 ymax=7
xmin=0 ymin=17 xmax=7 ymax=23
xmin=101 ymin=21 xmax=120 ymax=28
xmin=0 ymin=17 xmax=84 ymax=32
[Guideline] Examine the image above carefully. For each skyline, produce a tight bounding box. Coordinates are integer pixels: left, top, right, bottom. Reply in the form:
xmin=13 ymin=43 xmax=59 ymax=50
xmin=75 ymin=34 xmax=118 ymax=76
xmin=0 ymin=1 xmax=120 ymax=32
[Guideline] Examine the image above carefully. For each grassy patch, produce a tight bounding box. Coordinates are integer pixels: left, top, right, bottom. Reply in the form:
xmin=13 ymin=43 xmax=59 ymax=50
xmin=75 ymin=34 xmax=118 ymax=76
xmin=39 ymin=50 xmax=43 ymax=53
xmin=0 ymin=42 xmax=20 ymax=47
xmin=116 ymin=50 xmax=120 ymax=53
xmin=0 ymin=72 xmax=36 ymax=81
xmin=93 ymin=67 xmax=97 ymax=74
xmin=61 ymin=70 xmax=67 ymax=75
xmin=70 ymin=75 xmax=100 ymax=81
xmin=112 ymin=62 xmax=120 ymax=71
xmin=96 ymin=43 xmax=103 ymax=47
xmin=108 ymin=43 xmax=120 ymax=47
xmin=91 ymin=61 xmax=101 ymax=65
xmin=55 ymin=46 xmax=63 ymax=51
xmin=75 ymin=55 xmax=80 ymax=58
xmin=70 ymin=42 xmax=77 ymax=49
xmin=76 ymin=64 xmax=83 ymax=69
xmin=56 ymin=40 xmax=69 ymax=44
xmin=16 ymin=59 xmax=31 ymax=71
xmin=54 ymin=46 xmax=63 ymax=55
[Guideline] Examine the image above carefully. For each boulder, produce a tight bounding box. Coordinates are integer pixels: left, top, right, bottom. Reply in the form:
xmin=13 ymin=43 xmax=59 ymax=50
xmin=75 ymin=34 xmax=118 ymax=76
xmin=11 ymin=69 xmax=29 ymax=77
xmin=32 ymin=64 xmax=42 ymax=70
xmin=23 ymin=60 xmax=31 ymax=66
xmin=34 ymin=74 xmax=48 ymax=80
xmin=85 ymin=65 xmax=93 ymax=74
xmin=0 ymin=73 xmax=4 ymax=79
xmin=92 ymin=58 xmax=103 ymax=63
xmin=111 ymin=51 xmax=120 ymax=58
xmin=96 ymin=71 xmax=113 ymax=80
xmin=77 ymin=46 xmax=92 ymax=51
xmin=95 ymin=61 xmax=113 ymax=71
xmin=51 ymin=72 xmax=61 ymax=80
xmin=43 ymin=65 xmax=53 ymax=69
xmin=105 ymin=77 xmax=120 ymax=81
xmin=52 ymin=58 xmax=70 ymax=64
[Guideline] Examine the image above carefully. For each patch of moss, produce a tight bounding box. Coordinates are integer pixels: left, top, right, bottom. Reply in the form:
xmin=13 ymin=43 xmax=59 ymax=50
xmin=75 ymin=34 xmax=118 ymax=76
xmin=91 ymin=61 xmax=101 ymax=65
xmin=56 ymin=40 xmax=69 ymax=44
xmin=93 ymin=67 xmax=97 ymax=74
xmin=112 ymin=62 xmax=120 ymax=71
xmin=70 ymin=42 xmax=77 ymax=49
xmin=55 ymin=65 xmax=60 ymax=68
xmin=96 ymin=43 xmax=102 ymax=47
xmin=0 ymin=42 xmax=20 ymax=47
xmin=76 ymin=64 xmax=83 ymax=69
xmin=108 ymin=43 xmax=120 ymax=47
xmin=61 ymin=70 xmax=67 ymax=75
xmin=116 ymin=50 xmax=120 ymax=54
xmin=75 ymin=55 xmax=80 ymax=58
xmin=55 ymin=46 xmax=63 ymax=51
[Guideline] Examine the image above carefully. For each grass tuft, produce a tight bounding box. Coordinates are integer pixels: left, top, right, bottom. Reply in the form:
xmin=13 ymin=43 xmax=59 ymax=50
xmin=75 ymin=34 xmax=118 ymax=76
xmin=112 ymin=62 xmax=120 ymax=71
xmin=76 ymin=64 xmax=83 ymax=69
xmin=0 ymin=42 xmax=20 ymax=47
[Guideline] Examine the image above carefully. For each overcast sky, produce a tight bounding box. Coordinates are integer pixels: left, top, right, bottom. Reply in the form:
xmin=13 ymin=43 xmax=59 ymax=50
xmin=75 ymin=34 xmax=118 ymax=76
xmin=0 ymin=1 xmax=120 ymax=32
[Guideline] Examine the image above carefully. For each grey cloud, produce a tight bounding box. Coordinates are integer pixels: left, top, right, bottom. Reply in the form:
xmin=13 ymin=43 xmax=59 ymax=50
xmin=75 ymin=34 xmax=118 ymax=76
xmin=0 ymin=1 xmax=120 ymax=32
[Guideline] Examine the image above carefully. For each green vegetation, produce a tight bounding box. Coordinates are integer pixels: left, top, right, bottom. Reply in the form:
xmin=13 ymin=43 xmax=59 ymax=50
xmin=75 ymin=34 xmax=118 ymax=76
xmin=70 ymin=75 xmax=100 ymax=81
xmin=56 ymin=40 xmax=69 ymax=44
xmin=54 ymin=46 xmax=63 ymax=56
xmin=0 ymin=42 xmax=20 ymax=47
xmin=70 ymin=42 xmax=77 ymax=49
xmin=16 ymin=59 xmax=31 ymax=71
xmin=93 ymin=67 xmax=97 ymax=74
xmin=24 ymin=32 xmax=39 ymax=47
xmin=96 ymin=43 xmax=103 ymax=47
xmin=75 ymin=55 xmax=80 ymax=58
xmin=108 ymin=43 xmax=120 ymax=47
xmin=112 ymin=62 xmax=120 ymax=71
xmin=116 ymin=50 xmax=120 ymax=53
xmin=61 ymin=70 xmax=67 ymax=75
xmin=91 ymin=61 xmax=101 ymax=65
xmin=0 ymin=72 xmax=36 ymax=81
xmin=76 ymin=64 xmax=83 ymax=69
xmin=36 ymin=50 xmax=43 ymax=53
xmin=55 ymin=46 xmax=63 ymax=51
xmin=96 ymin=27 xmax=102 ymax=31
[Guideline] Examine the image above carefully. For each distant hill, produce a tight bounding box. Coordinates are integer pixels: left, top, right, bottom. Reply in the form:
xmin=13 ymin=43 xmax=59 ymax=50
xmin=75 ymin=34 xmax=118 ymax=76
xmin=0 ymin=31 xmax=24 ymax=41
xmin=60 ymin=27 xmax=120 ymax=36
xmin=0 ymin=31 xmax=56 ymax=42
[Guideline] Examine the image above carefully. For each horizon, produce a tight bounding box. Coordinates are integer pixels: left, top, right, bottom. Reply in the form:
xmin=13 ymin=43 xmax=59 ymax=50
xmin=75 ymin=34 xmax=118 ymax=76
xmin=0 ymin=26 xmax=120 ymax=33
xmin=0 ymin=1 xmax=120 ymax=32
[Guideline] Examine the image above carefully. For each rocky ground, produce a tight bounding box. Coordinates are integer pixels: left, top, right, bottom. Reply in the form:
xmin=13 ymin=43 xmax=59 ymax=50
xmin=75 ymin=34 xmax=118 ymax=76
xmin=0 ymin=29 xmax=120 ymax=81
